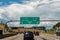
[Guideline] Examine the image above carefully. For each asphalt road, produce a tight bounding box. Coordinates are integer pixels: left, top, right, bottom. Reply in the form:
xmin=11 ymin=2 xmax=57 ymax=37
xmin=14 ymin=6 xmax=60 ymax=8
xmin=0 ymin=33 xmax=60 ymax=40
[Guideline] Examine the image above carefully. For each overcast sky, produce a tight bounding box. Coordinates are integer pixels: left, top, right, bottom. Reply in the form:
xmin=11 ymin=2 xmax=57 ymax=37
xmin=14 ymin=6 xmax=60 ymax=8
xmin=0 ymin=0 xmax=60 ymax=29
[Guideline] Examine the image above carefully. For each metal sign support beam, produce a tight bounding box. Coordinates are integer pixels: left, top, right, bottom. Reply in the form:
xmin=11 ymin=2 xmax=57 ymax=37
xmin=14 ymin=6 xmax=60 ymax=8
xmin=6 ymin=20 xmax=60 ymax=24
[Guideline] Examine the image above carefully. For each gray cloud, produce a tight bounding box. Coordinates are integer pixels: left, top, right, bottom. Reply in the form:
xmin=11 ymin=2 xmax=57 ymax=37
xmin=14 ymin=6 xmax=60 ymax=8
xmin=0 ymin=0 xmax=60 ymax=28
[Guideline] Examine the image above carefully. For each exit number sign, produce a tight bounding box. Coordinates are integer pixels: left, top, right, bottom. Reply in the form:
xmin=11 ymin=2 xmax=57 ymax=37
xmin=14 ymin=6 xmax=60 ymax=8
xmin=20 ymin=17 xmax=40 ymax=24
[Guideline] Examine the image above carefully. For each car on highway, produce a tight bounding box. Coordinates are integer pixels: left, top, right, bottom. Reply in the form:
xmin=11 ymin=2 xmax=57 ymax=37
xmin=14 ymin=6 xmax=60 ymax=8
xmin=34 ymin=32 xmax=39 ymax=36
xmin=56 ymin=29 xmax=60 ymax=36
xmin=24 ymin=31 xmax=34 ymax=40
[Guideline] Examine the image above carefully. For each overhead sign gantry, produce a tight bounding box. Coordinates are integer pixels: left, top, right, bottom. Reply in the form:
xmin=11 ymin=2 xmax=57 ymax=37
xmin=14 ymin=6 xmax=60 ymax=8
xmin=6 ymin=17 xmax=60 ymax=24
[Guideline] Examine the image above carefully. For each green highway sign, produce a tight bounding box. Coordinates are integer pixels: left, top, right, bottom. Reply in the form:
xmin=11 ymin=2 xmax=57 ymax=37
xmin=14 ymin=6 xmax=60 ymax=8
xmin=20 ymin=17 xmax=40 ymax=24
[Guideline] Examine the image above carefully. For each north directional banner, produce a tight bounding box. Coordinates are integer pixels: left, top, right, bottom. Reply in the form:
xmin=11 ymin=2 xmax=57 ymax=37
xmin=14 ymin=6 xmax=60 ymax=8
xmin=20 ymin=17 xmax=40 ymax=24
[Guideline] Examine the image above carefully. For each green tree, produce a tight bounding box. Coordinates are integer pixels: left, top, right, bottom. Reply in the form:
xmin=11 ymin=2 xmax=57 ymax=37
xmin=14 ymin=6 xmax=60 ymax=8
xmin=8 ymin=27 xmax=13 ymax=32
xmin=53 ymin=22 xmax=60 ymax=29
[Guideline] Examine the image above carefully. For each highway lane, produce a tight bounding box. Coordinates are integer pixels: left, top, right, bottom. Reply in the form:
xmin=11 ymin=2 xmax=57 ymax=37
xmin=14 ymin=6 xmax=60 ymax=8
xmin=9 ymin=34 xmax=45 ymax=40
xmin=0 ymin=33 xmax=46 ymax=40
xmin=10 ymin=34 xmax=23 ymax=40
xmin=0 ymin=33 xmax=60 ymax=40
xmin=34 ymin=35 xmax=47 ymax=40
xmin=40 ymin=33 xmax=60 ymax=40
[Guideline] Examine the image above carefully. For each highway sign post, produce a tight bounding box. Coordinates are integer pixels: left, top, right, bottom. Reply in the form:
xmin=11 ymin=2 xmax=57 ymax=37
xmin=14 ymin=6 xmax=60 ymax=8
xmin=20 ymin=17 xmax=40 ymax=24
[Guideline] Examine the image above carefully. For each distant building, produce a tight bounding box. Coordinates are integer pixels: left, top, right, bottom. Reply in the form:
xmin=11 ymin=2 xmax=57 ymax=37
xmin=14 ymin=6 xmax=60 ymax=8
xmin=9 ymin=27 xmax=41 ymax=33
xmin=32 ymin=26 xmax=46 ymax=30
